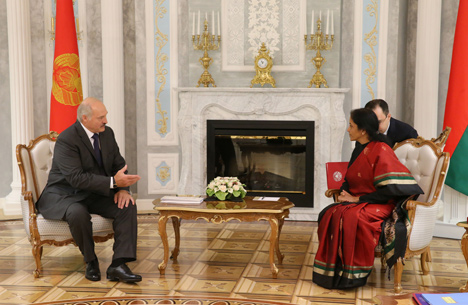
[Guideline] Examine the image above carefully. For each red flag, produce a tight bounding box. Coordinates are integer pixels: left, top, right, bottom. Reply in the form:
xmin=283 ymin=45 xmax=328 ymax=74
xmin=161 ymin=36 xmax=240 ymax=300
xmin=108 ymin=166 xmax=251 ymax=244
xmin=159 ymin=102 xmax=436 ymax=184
xmin=50 ymin=0 xmax=83 ymax=133
xmin=443 ymin=0 xmax=468 ymax=195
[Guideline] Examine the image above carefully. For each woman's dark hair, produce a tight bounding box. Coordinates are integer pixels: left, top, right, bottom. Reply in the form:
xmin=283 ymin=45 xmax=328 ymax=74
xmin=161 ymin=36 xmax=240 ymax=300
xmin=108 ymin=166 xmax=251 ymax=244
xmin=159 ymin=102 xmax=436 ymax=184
xmin=350 ymin=108 xmax=391 ymax=145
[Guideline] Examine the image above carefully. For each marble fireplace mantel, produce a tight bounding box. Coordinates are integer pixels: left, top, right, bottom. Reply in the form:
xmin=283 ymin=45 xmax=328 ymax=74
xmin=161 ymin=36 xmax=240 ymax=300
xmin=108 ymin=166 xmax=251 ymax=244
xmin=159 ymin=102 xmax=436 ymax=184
xmin=175 ymin=87 xmax=349 ymax=221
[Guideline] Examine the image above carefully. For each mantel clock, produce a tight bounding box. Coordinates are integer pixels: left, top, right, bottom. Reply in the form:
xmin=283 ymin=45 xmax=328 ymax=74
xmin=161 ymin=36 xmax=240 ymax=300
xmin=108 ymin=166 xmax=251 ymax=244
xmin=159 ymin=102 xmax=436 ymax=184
xmin=250 ymin=42 xmax=276 ymax=88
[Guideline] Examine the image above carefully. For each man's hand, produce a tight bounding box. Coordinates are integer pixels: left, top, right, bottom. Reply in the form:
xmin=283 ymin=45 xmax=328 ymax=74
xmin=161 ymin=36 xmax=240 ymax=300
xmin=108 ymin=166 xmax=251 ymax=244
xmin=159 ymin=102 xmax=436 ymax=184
xmin=114 ymin=165 xmax=141 ymax=187
xmin=114 ymin=190 xmax=135 ymax=209
xmin=337 ymin=190 xmax=359 ymax=203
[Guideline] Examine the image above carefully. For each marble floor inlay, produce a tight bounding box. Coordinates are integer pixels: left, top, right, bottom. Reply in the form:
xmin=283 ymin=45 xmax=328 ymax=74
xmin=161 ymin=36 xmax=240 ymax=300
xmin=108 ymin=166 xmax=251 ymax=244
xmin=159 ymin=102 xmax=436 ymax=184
xmin=0 ymin=215 xmax=465 ymax=304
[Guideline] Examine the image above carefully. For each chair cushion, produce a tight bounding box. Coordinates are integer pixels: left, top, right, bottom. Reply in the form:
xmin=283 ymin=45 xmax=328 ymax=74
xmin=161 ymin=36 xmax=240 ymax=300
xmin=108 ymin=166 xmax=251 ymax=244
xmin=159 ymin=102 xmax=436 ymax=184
xmin=35 ymin=213 xmax=114 ymax=241
xmin=394 ymin=143 xmax=439 ymax=202
xmin=29 ymin=139 xmax=55 ymax=202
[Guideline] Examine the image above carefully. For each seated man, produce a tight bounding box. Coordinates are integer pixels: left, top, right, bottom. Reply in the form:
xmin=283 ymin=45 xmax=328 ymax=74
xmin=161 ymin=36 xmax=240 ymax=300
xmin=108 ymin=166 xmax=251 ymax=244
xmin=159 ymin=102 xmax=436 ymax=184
xmin=37 ymin=97 xmax=142 ymax=283
xmin=365 ymin=99 xmax=418 ymax=147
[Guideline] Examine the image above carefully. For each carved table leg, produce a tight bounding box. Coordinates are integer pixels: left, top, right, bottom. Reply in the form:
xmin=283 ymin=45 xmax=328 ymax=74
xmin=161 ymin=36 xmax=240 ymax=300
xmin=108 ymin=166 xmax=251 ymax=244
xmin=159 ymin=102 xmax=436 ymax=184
xmin=459 ymin=228 xmax=468 ymax=292
xmin=276 ymin=217 xmax=285 ymax=264
xmin=268 ymin=218 xmax=279 ymax=278
xmin=171 ymin=217 xmax=181 ymax=260
xmin=157 ymin=214 xmax=170 ymax=274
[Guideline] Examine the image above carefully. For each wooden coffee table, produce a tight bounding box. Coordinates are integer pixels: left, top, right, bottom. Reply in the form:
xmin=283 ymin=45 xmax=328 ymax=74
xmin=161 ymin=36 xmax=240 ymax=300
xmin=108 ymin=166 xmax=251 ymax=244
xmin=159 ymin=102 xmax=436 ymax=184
xmin=153 ymin=196 xmax=294 ymax=278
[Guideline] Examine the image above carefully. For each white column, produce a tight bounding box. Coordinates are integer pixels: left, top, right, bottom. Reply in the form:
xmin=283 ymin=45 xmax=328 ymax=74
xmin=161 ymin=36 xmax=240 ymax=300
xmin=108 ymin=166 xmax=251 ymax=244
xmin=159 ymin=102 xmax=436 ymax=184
xmin=414 ymin=1 xmax=464 ymax=239
xmin=5 ymin=0 xmax=34 ymax=215
xmin=414 ymin=0 xmax=441 ymax=139
xmin=101 ymin=0 xmax=125 ymax=156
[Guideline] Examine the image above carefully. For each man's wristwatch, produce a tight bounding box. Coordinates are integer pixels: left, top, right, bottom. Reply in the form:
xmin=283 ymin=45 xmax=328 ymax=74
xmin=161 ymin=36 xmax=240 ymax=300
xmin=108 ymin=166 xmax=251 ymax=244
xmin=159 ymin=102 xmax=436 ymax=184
xmin=113 ymin=176 xmax=118 ymax=189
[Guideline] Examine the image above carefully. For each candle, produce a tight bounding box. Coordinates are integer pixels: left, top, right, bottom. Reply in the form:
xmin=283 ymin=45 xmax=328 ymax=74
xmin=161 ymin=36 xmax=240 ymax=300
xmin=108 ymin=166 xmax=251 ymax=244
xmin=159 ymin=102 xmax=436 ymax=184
xmin=311 ymin=10 xmax=314 ymax=35
xmin=192 ymin=12 xmax=195 ymax=36
xmin=76 ymin=18 xmax=80 ymax=32
xmin=212 ymin=10 xmax=215 ymax=34
xmin=197 ymin=10 xmax=200 ymax=35
xmin=331 ymin=11 xmax=334 ymax=35
xmin=205 ymin=12 xmax=208 ymax=22
xmin=320 ymin=10 xmax=322 ymax=22
xmin=217 ymin=11 xmax=220 ymax=36
xmin=326 ymin=9 xmax=329 ymax=35
xmin=51 ymin=17 xmax=54 ymax=31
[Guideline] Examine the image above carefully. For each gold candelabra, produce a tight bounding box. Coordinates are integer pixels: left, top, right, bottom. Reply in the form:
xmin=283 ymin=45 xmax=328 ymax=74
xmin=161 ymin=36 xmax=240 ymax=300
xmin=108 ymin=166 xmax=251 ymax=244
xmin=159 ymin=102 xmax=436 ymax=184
xmin=304 ymin=19 xmax=334 ymax=88
xmin=192 ymin=19 xmax=221 ymax=87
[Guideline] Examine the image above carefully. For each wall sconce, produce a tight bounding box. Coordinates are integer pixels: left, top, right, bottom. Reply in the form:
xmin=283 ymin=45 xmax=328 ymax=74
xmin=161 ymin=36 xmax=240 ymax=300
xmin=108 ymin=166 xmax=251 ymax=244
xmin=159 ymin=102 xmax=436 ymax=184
xmin=49 ymin=17 xmax=55 ymax=41
xmin=76 ymin=18 xmax=82 ymax=41
xmin=49 ymin=16 xmax=82 ymax=42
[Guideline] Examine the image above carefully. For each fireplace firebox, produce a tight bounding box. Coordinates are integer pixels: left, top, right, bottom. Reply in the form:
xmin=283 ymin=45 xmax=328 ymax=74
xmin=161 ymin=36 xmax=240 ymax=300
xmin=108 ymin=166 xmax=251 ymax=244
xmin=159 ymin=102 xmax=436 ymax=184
xmin=207 ymin=120 xmax=315 ymax=207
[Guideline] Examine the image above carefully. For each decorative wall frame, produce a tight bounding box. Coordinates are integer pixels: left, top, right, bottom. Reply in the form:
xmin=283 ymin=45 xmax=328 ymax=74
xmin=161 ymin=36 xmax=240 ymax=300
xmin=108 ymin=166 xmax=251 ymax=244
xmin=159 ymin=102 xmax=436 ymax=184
xmin=221 ymin=0 xmax=306 ymax=72
xmin=146 ymin=0 xmax=178 ymax=146
xmin=352 ymin=0 xmax=389 ymax=108
xmin=148 ymin=153 xmax=179 ymax=194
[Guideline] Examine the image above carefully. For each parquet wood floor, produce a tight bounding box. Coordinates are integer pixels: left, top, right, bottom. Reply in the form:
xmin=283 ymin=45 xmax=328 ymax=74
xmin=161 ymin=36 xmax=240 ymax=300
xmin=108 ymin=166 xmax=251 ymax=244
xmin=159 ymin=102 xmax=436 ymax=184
xmin=0 ymin=214 xmax=465 ymax=304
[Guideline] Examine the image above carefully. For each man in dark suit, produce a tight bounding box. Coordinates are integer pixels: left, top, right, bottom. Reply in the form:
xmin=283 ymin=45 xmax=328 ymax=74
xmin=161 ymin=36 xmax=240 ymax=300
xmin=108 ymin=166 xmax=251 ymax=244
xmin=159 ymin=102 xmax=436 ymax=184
xmin=37 ymin=97 xmax=142 ymax=283
xmin=365 ymin=99 xmax=418 ymax=147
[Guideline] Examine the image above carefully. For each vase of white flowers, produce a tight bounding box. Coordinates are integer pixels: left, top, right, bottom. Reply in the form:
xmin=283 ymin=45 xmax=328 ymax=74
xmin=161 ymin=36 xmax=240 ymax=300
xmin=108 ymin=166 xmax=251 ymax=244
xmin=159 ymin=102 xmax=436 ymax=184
xmin=206 ymin=176 xmax=247 ymax=201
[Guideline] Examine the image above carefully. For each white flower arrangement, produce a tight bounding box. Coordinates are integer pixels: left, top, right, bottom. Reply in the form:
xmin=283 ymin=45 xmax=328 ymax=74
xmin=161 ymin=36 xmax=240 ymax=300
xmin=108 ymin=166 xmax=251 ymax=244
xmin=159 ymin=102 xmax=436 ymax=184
xmin=206 ymin=176 xmax=247 ymax=201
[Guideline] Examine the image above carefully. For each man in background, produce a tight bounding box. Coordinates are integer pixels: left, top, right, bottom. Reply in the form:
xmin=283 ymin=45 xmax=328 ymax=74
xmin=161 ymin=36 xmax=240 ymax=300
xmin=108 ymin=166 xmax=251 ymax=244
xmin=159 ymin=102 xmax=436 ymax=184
xmin=365 ymin=99 xmax=418 ymax=147
xmin=37 ymin=97 xmax=142 ymax=283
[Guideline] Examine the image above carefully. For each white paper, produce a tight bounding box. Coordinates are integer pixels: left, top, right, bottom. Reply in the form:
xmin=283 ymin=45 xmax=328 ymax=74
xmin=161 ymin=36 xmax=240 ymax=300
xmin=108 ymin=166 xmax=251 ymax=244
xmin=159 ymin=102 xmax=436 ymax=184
xmin=252 ymin=196 xmax=280 ymax=201
xmin=160 ymin=196 xmax=204 ymax=204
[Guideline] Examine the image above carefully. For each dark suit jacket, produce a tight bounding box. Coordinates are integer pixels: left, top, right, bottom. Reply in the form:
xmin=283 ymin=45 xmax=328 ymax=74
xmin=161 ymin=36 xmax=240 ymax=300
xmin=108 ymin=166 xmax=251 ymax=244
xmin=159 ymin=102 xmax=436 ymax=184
xmin=387 ymin=117 xmax=418 ymax=147
xmin=37 ymin=120 xmax=128 ymax=220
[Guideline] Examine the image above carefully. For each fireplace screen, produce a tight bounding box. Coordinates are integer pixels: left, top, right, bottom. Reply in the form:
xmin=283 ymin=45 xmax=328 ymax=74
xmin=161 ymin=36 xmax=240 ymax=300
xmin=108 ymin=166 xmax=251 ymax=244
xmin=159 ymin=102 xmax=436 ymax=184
xmin=207 ymin=120 xmax=314 ymax=207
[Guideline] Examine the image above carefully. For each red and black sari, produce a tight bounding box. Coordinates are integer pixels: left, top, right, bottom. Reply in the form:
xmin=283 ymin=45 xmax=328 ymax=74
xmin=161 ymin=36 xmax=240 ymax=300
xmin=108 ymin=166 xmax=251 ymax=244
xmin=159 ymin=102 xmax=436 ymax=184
xmin=313 ymin=141 xmax=423 ymax=289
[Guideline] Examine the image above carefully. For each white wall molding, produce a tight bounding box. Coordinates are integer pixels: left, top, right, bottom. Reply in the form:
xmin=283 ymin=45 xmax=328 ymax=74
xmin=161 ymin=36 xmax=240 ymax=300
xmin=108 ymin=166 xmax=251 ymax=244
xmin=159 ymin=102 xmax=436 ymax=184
xmin=413 ymin=0 xmax=441 ymax=139
xmin=5 ymin=0 xmax=35 ymax=215
xmin=102 ymin=0 xmax=125 ymax=155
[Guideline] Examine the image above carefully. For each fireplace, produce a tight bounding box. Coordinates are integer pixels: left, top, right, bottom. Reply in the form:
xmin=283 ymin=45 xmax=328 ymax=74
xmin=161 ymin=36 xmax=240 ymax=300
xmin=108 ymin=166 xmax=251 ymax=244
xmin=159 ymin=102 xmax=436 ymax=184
xmin=207 ymin=120 xmax=314 ymax=207
xmin=176 ymin=87 xmax=348 ymax=220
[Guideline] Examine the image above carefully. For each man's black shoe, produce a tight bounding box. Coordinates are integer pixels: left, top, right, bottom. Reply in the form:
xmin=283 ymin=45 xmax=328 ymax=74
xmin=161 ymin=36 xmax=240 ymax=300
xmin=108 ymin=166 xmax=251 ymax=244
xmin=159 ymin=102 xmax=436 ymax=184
xmin=85 ymin=260 xmax=101 ymax=281
xmin=106 ymin=263 xmax=142 ymax=283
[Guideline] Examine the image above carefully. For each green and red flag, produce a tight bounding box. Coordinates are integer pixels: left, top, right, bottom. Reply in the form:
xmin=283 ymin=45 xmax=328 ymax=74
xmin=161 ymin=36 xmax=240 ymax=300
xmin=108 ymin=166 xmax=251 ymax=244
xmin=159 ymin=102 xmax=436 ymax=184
xmin=50 ymin=0 xmax=83 ymax=133
xmin=443 ymin=0 xmax=468 ymax=195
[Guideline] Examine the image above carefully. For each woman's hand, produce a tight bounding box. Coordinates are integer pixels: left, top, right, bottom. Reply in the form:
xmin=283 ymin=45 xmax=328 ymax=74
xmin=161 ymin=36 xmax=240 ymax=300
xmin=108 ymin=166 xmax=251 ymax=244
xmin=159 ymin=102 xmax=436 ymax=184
xmin=337 ymin=190 xmax=360 ymax=203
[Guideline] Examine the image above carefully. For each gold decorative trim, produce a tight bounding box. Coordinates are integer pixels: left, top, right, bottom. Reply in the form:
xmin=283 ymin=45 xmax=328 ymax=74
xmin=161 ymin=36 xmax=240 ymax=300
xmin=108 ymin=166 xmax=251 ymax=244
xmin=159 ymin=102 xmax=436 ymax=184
xmin=156 ymin=165 xmax=171 ymax=182
xmin=363 ymin=0 xmax=378 ymax=99
xmin=154 ymin=0 xmax=169 ymax=136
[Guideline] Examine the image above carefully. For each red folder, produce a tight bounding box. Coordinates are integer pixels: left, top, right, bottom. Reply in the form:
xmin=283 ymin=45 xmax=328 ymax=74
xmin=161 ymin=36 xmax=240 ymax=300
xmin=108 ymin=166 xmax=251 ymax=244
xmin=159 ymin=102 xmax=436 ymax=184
xmin=326 ymin=162 xmax=349 ymax=190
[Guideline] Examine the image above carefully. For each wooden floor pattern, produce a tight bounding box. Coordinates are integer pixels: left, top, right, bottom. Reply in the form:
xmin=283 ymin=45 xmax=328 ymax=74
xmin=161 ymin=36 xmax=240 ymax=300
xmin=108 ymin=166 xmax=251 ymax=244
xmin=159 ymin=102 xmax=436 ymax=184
xmin=0 ymin=214 xmax=466 ymax=304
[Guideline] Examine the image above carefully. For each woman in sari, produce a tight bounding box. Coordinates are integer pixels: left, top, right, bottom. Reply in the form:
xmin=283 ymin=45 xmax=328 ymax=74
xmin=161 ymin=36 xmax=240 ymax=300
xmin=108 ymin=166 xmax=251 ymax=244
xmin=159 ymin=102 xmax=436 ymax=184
xmin=313 ymin=108 xmax=423 ymax=289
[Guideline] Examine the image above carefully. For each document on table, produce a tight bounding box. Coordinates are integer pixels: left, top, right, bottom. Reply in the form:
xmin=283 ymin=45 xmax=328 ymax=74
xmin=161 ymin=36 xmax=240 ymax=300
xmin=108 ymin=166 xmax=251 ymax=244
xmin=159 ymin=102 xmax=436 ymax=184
xmin=253 ymin=196 xmax=280 ymax=201
xmin=160 ymin=196 xmax=204 ymax=204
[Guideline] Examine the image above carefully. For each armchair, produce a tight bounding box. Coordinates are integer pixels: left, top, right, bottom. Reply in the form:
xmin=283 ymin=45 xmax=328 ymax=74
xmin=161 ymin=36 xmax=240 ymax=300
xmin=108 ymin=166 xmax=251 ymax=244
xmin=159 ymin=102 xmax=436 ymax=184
xmin=16 ymin=132 xmax=114 ymax=278
xmin=325 ymin=128 xmax=450 ymax=293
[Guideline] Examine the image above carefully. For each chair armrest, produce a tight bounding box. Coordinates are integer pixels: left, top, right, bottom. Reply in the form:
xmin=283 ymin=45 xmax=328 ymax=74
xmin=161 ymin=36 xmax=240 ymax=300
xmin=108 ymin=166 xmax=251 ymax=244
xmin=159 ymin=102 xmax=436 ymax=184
xmin=21 ymin=191 xmax=40 ymax=243
xmin=325 ymin=189 xmax=340 ymax=201
xmin=404 ymin=196 xmax=437 ymax=222
xmin=23 ymin=191 xmax=38 ymax=215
